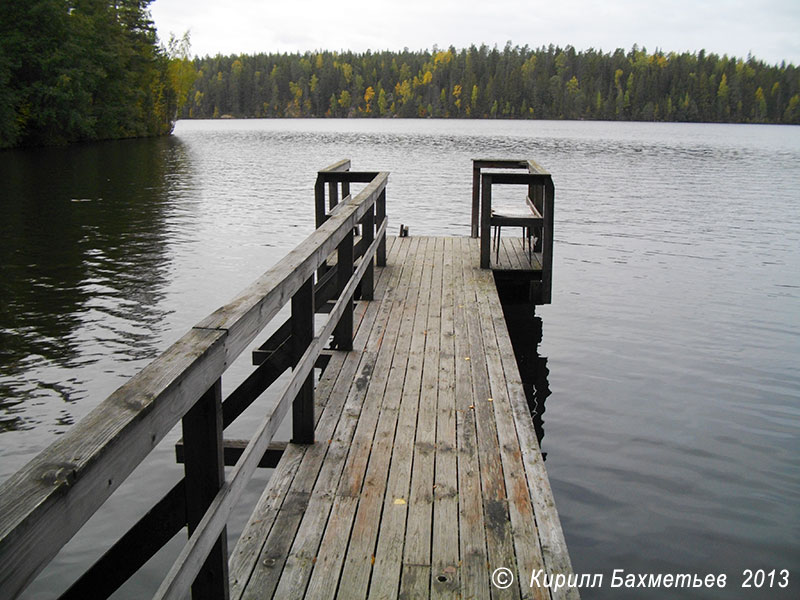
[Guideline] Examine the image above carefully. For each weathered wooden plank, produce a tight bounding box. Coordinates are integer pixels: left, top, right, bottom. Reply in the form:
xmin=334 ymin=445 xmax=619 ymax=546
xmin=431 ymin=237 xmax=459 ymax=600
xmin=399 ymin=237 xmax=445 ymax=599
xmin=336 ymin=237 xmax=428 ymax=599
xmin=472 ymin=261 xmax=550 ymax=600
xmin=481 ymin=248 xmax=577 ymax=599
xmin=231 ymin=248 xmax=395 ymax=600
xmin=228 ymin=351 xmax=354 ymax=598
xmin=0 ymin=327 xmax=228 ymax=598
xmin=473 ymin=159 xmax=530 ymax=170
xmin=321 ymin=159 xmax=352 ymax=173
xmin=269 ymin=267 xmax=404 ymax=598
xmin=459 ymin=237 xmax=520 ymax=600
xmin=269 ymin=354 xmax=377 ymax=599
xmin=507 ymin=237 xmax=528 ymax=270
xmin=452 ymin=238 xmax=490 ymax=600
xmin=369 ymin=236 xmax=435 ymax=600
xmin=303 ymin=238 xmax=414 ymax=600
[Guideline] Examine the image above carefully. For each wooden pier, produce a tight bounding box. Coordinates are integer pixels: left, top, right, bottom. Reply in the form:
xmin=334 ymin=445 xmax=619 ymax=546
xmin=0 ymin=160 xmax=574 ymax=599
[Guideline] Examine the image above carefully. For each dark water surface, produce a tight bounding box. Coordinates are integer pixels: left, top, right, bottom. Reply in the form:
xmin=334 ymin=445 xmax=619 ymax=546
xmin=1 ymin=119 xmax=798 ymax=598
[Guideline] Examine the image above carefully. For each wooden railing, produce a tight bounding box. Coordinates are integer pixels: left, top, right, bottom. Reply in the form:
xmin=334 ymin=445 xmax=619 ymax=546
xmin=471 ymin=159 xmax=554 ymax=304
xmin=0 ymin=161 xmax=388 ymax=600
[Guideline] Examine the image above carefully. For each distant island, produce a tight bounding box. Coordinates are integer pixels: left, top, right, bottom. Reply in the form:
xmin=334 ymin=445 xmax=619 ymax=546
xmin=185 ymin=45 xmax=799 ymax=125
xmin=2 ymin=1 xmax=798 ymax=150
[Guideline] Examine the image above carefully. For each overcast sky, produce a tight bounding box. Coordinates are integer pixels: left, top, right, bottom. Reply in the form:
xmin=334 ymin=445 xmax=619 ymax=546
xmin=150 ymin=0 xmax=800 ymax=66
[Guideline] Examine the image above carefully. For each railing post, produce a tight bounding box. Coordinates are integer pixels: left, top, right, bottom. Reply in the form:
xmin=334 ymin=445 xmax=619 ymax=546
xmin=471 ymin=163 xmax=481 ymax=238
xmin=542 ymin=179 xmax=555 ymax=304
xmin=532 ymin=181 xmax=544 ymax=252
xmin=328 ymin=178 xmax=339 ymax=212
xmin=376 ymin=188 xmax=386 ymax=267
xmin=315 ymin=175 xmax=326 ymax=228
xmin=342 ymin=179 xmax=350 ymax=200
xmin=182 ymin=379 xmax=229 ymax=600
xmin=334 ymin=229 xmax=354 ymax=350
xmin=480 ymin=173 xmax=492 ymax=268
xmin=291 ymin=277 xmax=315 ymax=444
xmin=361 ymin=205 xmax=375 ymax=301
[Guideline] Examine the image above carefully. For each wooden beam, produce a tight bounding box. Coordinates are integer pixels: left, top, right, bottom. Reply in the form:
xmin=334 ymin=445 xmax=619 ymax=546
xmin=182 ymin=379 xmax=229 ymax=600
xmin=154 ymin=214 xmax=386 ymax=600
xmin=0 ymin=327 xmax=227 ymax=598
xmin=376 ymin=189 xmax=387 ymax=267
xmin=471 ymin=164 xmax=481 ymax=237
xmin=291 ymin=277 xmax=315 ymax=444
xmin=59 ymin=480 xmax=187 ymax=600
xmin=176 ymin=440 xmax=287 ymax=469
xmin=194 ymin=172 xmax=388 ymax=363
xmin=483 ymin=172 xmax=550 ymax=185
xmin=480 ymin=173 xmax=493 ymax=269
xmin=333 ymin=230 xmax=354 ymax=351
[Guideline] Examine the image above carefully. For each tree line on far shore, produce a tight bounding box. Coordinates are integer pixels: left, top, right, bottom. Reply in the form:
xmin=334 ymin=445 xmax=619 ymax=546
xmin=0 ymin=1 xmax=196 ymax=149
xmin=184 ymin=44 xmax=800 ymax=124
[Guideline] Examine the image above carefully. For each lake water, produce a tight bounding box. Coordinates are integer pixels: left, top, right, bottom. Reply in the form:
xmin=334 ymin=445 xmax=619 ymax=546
xmin=1 ymin=119 xmax=798 ymax=598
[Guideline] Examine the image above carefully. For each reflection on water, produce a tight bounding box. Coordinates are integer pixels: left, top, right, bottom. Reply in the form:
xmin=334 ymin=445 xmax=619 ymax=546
xmin=0 ymin=137 xmax=190 ymax=434
xmin=496 ymin=281 xmax=550 ymax=458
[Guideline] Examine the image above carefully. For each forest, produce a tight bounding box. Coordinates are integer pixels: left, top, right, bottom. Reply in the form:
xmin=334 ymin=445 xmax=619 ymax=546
xmin=0 ymin=0 xmax=195 ymax=148
xmin=184 ymin=44 xmax=800 ymax=124
xmin=3 ymin=5 xmax=799 ymax=150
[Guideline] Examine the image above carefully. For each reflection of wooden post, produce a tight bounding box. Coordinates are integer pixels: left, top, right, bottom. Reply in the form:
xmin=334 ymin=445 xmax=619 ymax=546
xmin=182 ymin=379 xmax=229 ymax=600
xmin=471 ymin=163 xmax=481 ymax=238
xmin=362 ymin=206 xmax=374 ymax=301
xmin=334 ymin=230 xmax=354 ymax=350
xmin=376 ymin=189 xmax=386 ymax=266
xmin=480 ymin=173 xmax=492 ymax=268
xmin=292 ymin=277 xmax=315 ymax=444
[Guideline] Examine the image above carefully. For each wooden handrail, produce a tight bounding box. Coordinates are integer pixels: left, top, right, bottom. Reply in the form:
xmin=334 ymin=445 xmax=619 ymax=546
xmin=154 ymin=216 xmax=387 ymax=600
xmin=0 ymin=163 xmax=389 ymax=599
xmin=473 ymin=159 xmax=555 ymax=304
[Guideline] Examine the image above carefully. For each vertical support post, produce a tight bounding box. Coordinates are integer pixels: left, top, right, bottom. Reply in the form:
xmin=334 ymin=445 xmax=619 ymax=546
xmin=182 ymin=379 xmax=229 ymax=600
xmin=292 ymin=277 xmax=315 ymax=444
xmin=542 ymin=179 xmax=555 ymax=304
xmin=328 ymin=179 xmax=339 ymax=212
xmin=334 ymin=229 xmax=354 ymax=350
xmin=342 ymin=178 xmax=350 ymax=200
xmin=532 ymin=181 xmax=544 ymax=252
xmin=376 ymin=188 xmax=387 ymax=267
xmin=314 ymin=175 xmax=326 ymax=228
xmin=471 ymin=163 xmax=481 ymax=238
xmin=480 ymin=173 xmax=492 ymax=269
xmin=361 ymin=205 xmax=375 ymax=301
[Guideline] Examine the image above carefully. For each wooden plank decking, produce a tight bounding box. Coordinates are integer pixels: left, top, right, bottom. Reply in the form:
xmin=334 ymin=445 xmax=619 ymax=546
xmin=491 ymin=237 xmax=543 ymax=272
xmin=230 ymin=236 xmax=575 ymax=600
